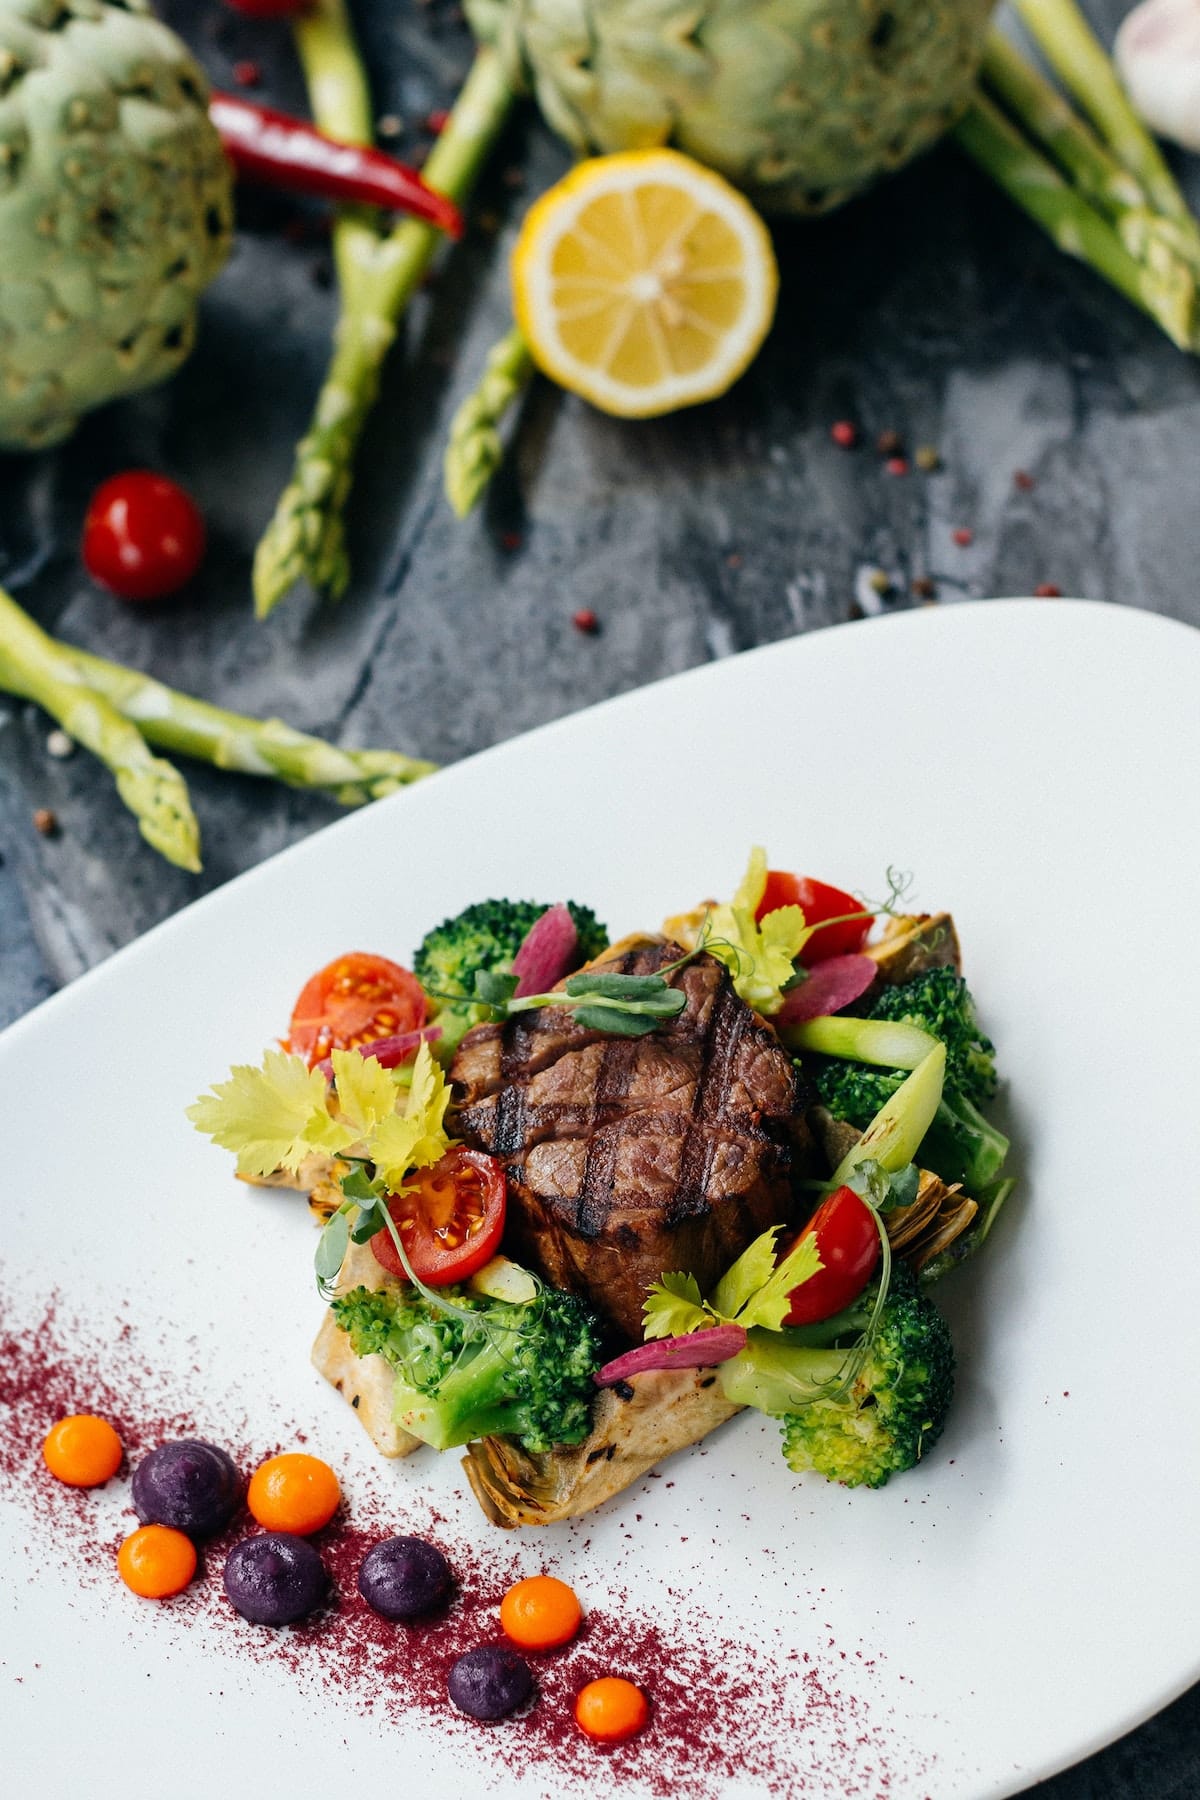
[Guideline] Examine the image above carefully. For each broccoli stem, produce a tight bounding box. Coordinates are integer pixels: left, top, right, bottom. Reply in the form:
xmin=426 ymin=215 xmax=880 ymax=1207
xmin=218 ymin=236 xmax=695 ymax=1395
xmin=253 ymin=28 xmax=518 ymax=616
xmin=719 ymin=1338 xmax=848 ymax=1413
xmin=390 ymin=1328 xmax=525 ymax=1450
xmin=444 ymin=324 xmax=536 ymax=517
xmin=0 ymin=584 xmax=202 ymax=872
xmin=921 ymin=1092 xmax=1010 ymax=1192
xmin=831 ymin=1045 xmax=946 ymax=1187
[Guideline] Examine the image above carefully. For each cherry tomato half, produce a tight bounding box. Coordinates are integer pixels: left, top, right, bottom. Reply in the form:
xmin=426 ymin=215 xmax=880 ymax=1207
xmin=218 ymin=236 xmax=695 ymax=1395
xmin=82 ymin=471 xmax=205 ymax=603
xmin=756 ymin=871 xmax=874 ymax=967
xmin=371 ymin=1147 xmax=506 ymax=1287
xmin=288 ymin=952 xmax=427 ymax=1068
xmin=782 ymin=1186 xmax=879 ymax=1326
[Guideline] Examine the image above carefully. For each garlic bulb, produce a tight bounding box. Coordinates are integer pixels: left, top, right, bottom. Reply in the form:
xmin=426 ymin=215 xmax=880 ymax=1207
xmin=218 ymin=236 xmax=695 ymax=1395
xmin=1115 ymin=0 xmax=1200 ymax=151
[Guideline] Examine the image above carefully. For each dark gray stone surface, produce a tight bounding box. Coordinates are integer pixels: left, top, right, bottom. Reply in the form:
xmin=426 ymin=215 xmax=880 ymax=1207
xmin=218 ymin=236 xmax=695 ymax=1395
xmin=0 ymin=2 xmax=1196 ymax=1790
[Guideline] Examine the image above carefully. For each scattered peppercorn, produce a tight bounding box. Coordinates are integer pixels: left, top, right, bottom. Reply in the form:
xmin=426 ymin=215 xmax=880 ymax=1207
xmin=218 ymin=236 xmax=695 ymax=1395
xmin=376 ymin=114 xmax=403 ymax=139
xmin=830 ymin=420 xmax=858 ymax=449
xmin=914 ymin=445 xmax=941 ymax=473
xmin=911 ymin=576 xmax=936 ymax=599
xmin=876 ymin=428 xmax=903 ymax=457
xmin=884 ymin=456 xmax=909 ymax=477
xmin=33 ymin=807 xmax=58 ymax=838
xmin=232 ymin=60 xmax=261 ymax=88
xmin=866 ymin=569 xmax=891 ymax=597
xmin=499 ymin=530 xmax=523 ymax=553
xmin=425 ymin=109 xmax=450 ymax=134
xmin=1014 ymin=469 xmax=1036 ymax=492
xmin=502 ymin=166 xmax=525 ymax=189
xmin=572 ymin=608 xmax=600 ymax=635
xmin=951 ymin=527 xmax=974 ymax=547
xmin=1034 ymin=582 xmax=1063 ymax=597
xmin=46 ymin=729 xmax=74 ymax=759
xmin=726 ymin=553 xmax=742 ymax=569
xmin=477 ymin=211 xmax=501 ymax=235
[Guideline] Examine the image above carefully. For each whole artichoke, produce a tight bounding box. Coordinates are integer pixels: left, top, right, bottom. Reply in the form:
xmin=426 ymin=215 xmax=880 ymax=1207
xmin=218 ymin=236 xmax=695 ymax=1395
xmin=467 ymin=0 xmax=994 ymax=215
xmin=0 ymin=0 xmax=233 ymax=450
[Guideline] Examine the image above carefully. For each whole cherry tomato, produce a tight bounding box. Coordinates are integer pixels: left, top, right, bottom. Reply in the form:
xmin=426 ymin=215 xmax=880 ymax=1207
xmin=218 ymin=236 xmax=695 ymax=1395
xmin=82 ymin=471 xmax=205 ymax=602
xmin=782 ymin=1185 xmax=880 ymax=1325
xmin=287 ymin=952 xmax=427 ymax=1068
xmin=371 ymin=1147 xmax=507 ymax=1287
xmin=756 ymin=871 xmax=874 ymax=967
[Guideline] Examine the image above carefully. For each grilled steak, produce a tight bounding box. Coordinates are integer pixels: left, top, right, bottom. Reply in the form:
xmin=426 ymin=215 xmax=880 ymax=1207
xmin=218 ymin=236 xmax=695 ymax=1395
xmin=449 ymin=942 xmax=799 ymax=1342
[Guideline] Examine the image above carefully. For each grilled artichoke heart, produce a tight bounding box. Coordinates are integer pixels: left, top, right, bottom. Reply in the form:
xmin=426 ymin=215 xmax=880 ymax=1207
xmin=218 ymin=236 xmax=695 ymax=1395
xmin=466 ymin=0 xmax=995 ymax=216
xmin=0 ymin=0 xmax=234 ymax=450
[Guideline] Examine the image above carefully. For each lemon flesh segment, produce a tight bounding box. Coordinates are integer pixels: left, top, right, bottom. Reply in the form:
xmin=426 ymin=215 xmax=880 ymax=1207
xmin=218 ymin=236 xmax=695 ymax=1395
xmin=514 ymin=150 xmax=779 ymax=420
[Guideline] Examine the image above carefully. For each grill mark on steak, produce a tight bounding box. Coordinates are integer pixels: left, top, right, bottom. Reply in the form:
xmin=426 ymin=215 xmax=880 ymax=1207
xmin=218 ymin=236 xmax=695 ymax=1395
xmin=669 ymin=976 xmax=745 ymax=1226
xmin=449 ymin=942 xmax=799 ymax=1340
xmin=577 ymin=1034 xmax=639 ymax=1238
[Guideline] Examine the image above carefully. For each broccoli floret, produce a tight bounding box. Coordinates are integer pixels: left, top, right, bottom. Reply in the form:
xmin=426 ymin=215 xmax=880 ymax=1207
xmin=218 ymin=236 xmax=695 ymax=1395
xmin=330 ymin=1279 xmax=601 ymax=1455
xmin=413 ymin=899 xmax=608 ymax=1056
xmin=414 ymin=898 xmax=608 ymax=1005
xmin=720 ymin=1264 xmax=955 ymax=1489
xmin=812 ymin=969 xmax=1008 ymax=1192
xmin=869 ymin=968 xmax=996 ymax=1105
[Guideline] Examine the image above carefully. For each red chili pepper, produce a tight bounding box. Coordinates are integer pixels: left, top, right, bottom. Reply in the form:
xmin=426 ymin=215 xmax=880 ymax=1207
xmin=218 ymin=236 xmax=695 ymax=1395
xmin=209 ymin=93 xmax=463 ymax=239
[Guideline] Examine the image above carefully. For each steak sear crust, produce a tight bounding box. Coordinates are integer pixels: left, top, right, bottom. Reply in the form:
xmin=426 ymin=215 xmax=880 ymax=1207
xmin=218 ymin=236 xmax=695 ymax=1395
xmin=449 ymin=943 xmax=799 ymax=1342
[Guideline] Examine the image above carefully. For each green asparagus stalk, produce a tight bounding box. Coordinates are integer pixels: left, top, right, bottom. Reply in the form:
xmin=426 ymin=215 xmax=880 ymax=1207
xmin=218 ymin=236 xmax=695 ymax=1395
xmin=1010 ymin=0 xmax=1200 ymax=242
xmin=289 ymin=0 xmax=377 ymax=310
xmin=981 ymin=28 xmax=1200 ymax=287
xmin=63 ymin=645 xmax=437 ymax=804
xmin=253 ymin=29 xmax=518 ymax=617
xmin=0 ymin=586 xmax=202 ymax=872
xmin=953 ymin=92 xmax=1197 ymax=350
xmin=444 ymin=324 xmax=535 ymax=517
xmin=981 ymin=33 xmax=1142 ymax=231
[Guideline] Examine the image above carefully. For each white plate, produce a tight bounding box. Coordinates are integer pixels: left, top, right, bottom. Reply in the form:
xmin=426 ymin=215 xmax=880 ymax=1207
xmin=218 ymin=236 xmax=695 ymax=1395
xmin=3 ymin=599 xmax=1198 ymax=1800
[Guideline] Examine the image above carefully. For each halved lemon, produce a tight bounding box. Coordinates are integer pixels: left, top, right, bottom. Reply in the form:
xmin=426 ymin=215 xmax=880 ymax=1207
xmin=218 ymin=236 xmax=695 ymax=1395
xmin=512 ymin=149 xmax=779 ymax=420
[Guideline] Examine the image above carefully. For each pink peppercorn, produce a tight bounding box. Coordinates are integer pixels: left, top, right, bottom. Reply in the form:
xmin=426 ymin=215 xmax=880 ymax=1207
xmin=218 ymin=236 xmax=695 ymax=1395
xmin=232 ymin=60 xmax=261 ymax=88
xmin=572 ymin=609 xmax=600 ymax=635
xmin=830 ymin=420 xmax=858 ymax=449
xmin=951 ymin=527 xmax=974 ymax=547
xmin=884 ymin=457 xmax=909 ymax=477
xmin=1034 ymin=582 xmax=1063 ymax=598
xmin=1014 ymin=469 xmax=1036 ymax=492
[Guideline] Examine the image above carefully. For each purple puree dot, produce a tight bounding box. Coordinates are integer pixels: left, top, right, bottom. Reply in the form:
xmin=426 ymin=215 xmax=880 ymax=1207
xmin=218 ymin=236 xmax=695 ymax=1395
xmin=223 ymin=1533 xmax=328 ymax=1626
xmin=448 ymin=1645 xmax=534 ymax=1721
xmin=131 ymin=1439 xmax=242 ymax=1538
xmin=358 ymin=1535 xmax=452 ymax=1620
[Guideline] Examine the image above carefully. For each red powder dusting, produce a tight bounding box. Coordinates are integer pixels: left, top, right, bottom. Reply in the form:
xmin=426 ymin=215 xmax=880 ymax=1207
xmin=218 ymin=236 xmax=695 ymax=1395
xmin=0 ymin=1282 xmax=938 ymax=1799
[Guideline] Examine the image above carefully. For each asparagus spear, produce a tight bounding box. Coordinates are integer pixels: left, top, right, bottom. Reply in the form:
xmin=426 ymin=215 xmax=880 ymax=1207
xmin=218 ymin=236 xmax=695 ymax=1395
xmin=0 ymin=586 xmax=202 ymax=872
xmin=1010 ymin=0 xmax=1200 ymax=246
xmin=253 ymin=10 xmax=517 ymax=617
xmin=443 ymin=324 xmax=535 ymax=517
xmin=981 ymin=28 xmax=1200 ymax=285
xmin=64 ymin=645 xmax=437 ymax=804
xmin=953 ymin=92 xmax=1197 ymax=350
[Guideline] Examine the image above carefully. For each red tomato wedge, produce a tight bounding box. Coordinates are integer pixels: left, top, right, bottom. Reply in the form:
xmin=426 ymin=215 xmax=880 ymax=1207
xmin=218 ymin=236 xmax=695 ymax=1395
xmin=288 ymin=952 xmax=427 ymax=1068
xmin=755 ymin=871 xmax=874 ymax=966
xmin=781 ymin=1186 xmax=880 ymax=1325
xmin=371 ymin=1148 xmax=506 ymax=1286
